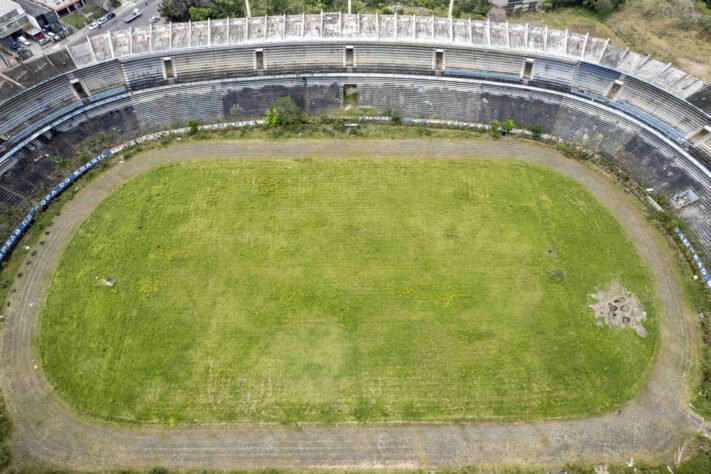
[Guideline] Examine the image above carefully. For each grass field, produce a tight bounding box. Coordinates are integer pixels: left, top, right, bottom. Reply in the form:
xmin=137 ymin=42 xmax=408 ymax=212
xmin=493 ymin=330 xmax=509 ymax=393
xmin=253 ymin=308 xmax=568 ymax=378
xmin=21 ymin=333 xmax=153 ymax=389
xmin=39 ymin=158 xmax=658 ymax=423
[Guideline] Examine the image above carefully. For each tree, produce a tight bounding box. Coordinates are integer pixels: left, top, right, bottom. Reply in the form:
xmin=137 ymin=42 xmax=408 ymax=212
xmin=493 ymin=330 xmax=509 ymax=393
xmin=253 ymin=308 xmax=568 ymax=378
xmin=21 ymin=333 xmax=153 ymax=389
xmin=267 ymin=0 xmax=289 ymax=14
xmin=209 ymin=0 xmax=244 ymax=18
xmin=590 ymin=0 xmax=614 ymax=13
xmin=160 ymin=0 xmax=206 ymax=21
xmin=189 ymin=6 xmax=210 ymax=20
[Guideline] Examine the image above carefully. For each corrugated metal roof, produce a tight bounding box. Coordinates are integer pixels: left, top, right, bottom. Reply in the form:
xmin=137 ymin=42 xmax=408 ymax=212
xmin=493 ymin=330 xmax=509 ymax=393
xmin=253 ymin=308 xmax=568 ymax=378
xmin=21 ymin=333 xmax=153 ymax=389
xmin=14 ymin=0 xmax=50 ymax=17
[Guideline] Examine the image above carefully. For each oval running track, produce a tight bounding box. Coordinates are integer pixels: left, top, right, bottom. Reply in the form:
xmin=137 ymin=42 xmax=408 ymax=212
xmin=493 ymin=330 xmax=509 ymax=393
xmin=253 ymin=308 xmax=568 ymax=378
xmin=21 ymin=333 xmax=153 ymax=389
xmin=0 ymin=139 xmax=704 ymax=470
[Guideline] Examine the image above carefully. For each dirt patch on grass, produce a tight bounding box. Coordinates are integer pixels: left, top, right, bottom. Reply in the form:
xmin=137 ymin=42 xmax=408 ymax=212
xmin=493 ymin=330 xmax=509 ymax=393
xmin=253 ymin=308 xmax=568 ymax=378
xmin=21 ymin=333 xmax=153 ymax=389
xmin=590 ymin=281 xmax=648 ymax=338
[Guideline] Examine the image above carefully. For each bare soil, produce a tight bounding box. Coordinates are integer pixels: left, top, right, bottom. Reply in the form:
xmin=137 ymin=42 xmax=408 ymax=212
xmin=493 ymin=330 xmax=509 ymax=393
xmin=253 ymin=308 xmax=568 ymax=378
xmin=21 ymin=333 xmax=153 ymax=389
xmin=590 ymin=281 xmax=648 ymax=338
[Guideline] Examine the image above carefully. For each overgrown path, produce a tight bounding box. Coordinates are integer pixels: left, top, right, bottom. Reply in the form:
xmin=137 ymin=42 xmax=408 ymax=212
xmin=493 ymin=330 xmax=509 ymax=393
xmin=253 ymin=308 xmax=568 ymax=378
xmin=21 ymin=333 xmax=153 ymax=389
xmin=0 ymin=139 xmax=702 ymax=470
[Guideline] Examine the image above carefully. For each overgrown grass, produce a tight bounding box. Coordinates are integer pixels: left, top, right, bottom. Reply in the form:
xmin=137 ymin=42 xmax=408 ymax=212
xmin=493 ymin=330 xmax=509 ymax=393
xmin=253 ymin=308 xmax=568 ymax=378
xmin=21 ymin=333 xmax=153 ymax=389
xmin=81 ymin=5 xmax=106 ymax=19
xmin=61 ymin=12 xmax=88 ymax=30
xmin=39 ymin=158 xmax=657 ymax=423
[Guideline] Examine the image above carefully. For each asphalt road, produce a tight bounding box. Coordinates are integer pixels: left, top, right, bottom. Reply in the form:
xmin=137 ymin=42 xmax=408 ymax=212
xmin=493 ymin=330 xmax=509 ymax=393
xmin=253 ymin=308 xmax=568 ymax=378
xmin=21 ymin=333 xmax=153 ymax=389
xmin=47 ymin=0 xmax=163 ymax=51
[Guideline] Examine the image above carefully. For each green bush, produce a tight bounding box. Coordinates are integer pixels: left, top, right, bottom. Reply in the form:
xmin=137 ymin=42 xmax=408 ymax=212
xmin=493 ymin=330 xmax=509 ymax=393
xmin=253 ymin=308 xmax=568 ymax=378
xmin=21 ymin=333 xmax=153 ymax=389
xmin=502 ymin=119 xmax=516 ymax=133
xmin=489 ymin=120 xmax=502 ymax=138
xmin=187 ymin=120 xmax=200 ymax=135
xmin=385 ymin=108 xmax=402 ymax=124
xmin=678 ymin=452 xmax=711 ymax=474
xmin=700 ymin=16 xmax=711 ymax=34
xmin=528 ymin=124 xmax=543 ymax=140
xmin=267 ymin=97 xmax=306 ymax=127
xmin=265 ymin=108 xmax=281 ymax=128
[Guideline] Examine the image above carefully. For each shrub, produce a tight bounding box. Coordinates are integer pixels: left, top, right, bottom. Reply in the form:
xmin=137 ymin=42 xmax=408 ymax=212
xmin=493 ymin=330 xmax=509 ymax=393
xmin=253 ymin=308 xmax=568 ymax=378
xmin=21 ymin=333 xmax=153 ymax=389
xmin=268 ymin=97 xmax=306 ymax=127
xmin=230 ymin=104 xmax=244 ymax=119
xmin=489 ymin=120 xmax=502 ymax=138
xmin=54 ymin=156 xmax=69 ymax=167
xmin=265 ymin=108 xmax=281 ymax=128
xmin=502 ymin=119 xmax=516 ymax=133
xmin=385 ymin=108 xmax=402 ymax=124
xmin=700 ymin=15 xmax=711 ymax=34
xmin=528 ymin=124 xmax=543 ymax=140
xmin=186 ymin=120 xmax=200 ymax=135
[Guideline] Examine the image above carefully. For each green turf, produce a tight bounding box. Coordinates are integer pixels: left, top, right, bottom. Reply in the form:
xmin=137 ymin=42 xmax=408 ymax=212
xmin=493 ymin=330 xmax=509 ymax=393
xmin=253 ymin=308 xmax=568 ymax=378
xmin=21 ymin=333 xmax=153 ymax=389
xmin=39 ymin=159 xmax=658 ymax=423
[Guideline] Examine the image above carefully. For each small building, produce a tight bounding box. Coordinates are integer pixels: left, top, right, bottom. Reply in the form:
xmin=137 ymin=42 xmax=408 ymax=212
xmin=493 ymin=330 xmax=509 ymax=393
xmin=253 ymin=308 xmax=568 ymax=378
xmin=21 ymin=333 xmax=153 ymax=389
xmin=0 ymin=0 xmax=38 ymax=48
xmin=14 ymin=0 xmax=60 ymax=32
xmin=24 ymin=0 xmax=85 ymax=15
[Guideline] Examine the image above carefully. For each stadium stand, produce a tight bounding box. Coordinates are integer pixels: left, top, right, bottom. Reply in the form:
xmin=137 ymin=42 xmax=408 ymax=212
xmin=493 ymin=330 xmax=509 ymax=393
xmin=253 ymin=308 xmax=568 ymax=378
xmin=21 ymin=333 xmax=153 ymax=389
xmin=0 ymin=13 xmax=709 ymax=265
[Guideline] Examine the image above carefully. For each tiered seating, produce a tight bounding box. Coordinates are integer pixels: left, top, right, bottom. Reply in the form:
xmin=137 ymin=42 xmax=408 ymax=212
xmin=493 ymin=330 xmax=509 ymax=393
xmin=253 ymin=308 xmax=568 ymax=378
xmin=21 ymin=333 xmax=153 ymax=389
xmin=262 ymin=44 xmax=343 ymax=72
xmin=614 ymin=76 xmax=708 ymax=137
xmin=530 ymin=59 xmax=575 ymax=91
xmin=118 ymin=56 xmax=168 ymax=91
xmin=354 ymin=44 xmax=433 ymax=71
xmin=170 ymin=48 xmax=253 ymax=82
xmin=73 ymin=60 xmax=126 ymax=96
xmin=0 ymin=26 xmax=709 ymax=258
xmin=571 ymin=62 xmax=620 ymax=97
xmin=0 ymin=75 xmax=79 ymax=139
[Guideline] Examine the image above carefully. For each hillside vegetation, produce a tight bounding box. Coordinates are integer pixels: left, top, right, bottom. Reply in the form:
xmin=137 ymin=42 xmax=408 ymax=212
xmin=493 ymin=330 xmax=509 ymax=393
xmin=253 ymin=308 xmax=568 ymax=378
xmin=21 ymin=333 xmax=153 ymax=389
xmin=516 ymin=0 xmax=711 ymax=81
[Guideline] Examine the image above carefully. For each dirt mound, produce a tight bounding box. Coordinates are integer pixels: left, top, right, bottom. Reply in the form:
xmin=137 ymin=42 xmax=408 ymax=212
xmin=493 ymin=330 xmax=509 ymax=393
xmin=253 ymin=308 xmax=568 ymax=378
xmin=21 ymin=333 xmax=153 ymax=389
xmin=589 ymin=281 xmax=647 ymax=338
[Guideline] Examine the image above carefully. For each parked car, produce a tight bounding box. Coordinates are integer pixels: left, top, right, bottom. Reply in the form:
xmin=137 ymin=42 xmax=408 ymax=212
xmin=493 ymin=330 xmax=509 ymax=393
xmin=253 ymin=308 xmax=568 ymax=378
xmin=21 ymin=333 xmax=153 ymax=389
xmin=38 ymin=37 xmax=49 ymax=46
xmin=150 ymin=15 xmax=160 ymax=23
xmin=8 ymin=43 xmax=25 ymax=53
xmin=47 ymin=32 xmax=60 ymax=42
xmin=88 ymin=21 xmax=99 ymax=30
xmin=98 ymin=12 xmax=115 ymax=25
xmin=17 ymin=36 xmax=30 ymax=47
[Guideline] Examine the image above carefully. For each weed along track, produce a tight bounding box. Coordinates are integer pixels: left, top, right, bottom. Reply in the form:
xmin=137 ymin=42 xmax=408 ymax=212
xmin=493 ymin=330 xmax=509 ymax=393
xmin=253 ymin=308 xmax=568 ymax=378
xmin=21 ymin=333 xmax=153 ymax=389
xmin=0 ymin=140 xmax=700 ymax=470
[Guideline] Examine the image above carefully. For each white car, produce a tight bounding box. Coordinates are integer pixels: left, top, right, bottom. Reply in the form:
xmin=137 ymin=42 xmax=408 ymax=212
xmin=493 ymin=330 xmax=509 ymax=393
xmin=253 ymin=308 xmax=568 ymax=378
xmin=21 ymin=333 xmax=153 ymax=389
xmin=88 ymin=21 xmax=99 ymax=30
xmin=17 ymin=36 xmax=30 ymax=47
xmin=150 ymin=15 xmax=160 ymax=23
xmin=132 ymin=8 xmax=142 ymax=15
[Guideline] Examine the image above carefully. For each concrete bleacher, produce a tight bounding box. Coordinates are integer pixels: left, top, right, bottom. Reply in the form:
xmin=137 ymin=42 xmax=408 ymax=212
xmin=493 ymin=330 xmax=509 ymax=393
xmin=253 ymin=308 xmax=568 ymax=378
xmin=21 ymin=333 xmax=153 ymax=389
xmin=0 ymin=13 xmax=709 ymax=259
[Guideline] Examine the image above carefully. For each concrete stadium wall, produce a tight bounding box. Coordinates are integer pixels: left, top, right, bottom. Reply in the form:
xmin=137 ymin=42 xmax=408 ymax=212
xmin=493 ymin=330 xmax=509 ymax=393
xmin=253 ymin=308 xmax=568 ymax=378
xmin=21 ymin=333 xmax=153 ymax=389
xmin=0 ymin=27 xmax=710 ymax=265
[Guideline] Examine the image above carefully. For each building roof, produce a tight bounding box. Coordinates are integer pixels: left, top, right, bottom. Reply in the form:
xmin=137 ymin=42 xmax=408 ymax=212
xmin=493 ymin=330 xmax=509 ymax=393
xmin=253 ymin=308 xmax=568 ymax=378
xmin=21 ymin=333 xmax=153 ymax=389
xmin=0 ymin=0 xmax=21 ymax=18
xmin=13 ymin=0 xmax=50 ymax=17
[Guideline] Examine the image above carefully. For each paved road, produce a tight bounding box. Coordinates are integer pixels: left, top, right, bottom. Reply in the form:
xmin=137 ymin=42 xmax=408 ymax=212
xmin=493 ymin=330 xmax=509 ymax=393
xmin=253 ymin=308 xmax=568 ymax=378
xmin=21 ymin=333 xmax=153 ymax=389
xmin=0 ymin=139 xmax=703 ymax=470
xmin=48 ymin=0 xmax=163 ymax=51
